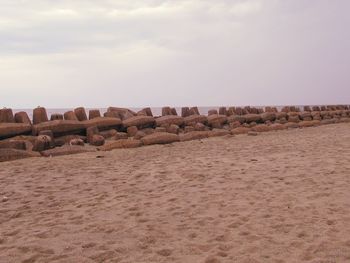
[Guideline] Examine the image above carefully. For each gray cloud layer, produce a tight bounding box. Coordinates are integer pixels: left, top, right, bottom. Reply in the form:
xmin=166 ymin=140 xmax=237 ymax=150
xmin=1 ymin=0 xmax=349 ymax=108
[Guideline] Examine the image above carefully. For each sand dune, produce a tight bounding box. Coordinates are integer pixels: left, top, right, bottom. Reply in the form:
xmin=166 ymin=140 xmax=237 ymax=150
xmin=1 ymin=123 xmax=350 ymax=263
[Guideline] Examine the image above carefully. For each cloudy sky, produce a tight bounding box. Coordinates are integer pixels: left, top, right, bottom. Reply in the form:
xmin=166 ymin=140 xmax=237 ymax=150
xmin=1 ymin=0 xmax=349 ymax=108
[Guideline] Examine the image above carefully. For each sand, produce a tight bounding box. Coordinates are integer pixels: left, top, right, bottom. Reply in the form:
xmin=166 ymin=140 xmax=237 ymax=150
xmin=0 ymin=123 xmax=350 ymax=263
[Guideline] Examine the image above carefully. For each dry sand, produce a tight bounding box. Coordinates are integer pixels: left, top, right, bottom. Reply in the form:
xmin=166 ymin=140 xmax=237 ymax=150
xmin=1 ymin=123 xmax=350 ymax=263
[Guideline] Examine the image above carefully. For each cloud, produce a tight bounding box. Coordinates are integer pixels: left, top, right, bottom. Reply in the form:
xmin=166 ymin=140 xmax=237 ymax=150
xmin=0 ymin=0 xmax=349 ymax=108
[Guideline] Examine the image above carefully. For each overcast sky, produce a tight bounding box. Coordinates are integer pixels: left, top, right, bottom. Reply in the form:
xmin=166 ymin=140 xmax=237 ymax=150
xmin=1 ymin=0 xmax=349 ymax=108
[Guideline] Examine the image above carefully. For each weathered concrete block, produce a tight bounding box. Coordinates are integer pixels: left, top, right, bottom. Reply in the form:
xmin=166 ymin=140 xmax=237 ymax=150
xmin=64 ymin=111 xmax=78 ymax=121
xmin=141 ymin=132 xmax=180 ymax=145
xmin=99 ymin=139 xmax=142 ymax=151
xmin=74 ymin=107 xmax=88 ymax=121
xmin=50 ymin=113 xmax=64 ymax=121
xmin=0 ymin=123 xmax=32 ymax=139
xmin=0 ymin=108 xmax=15 ymax=123
xmin=0 ymin=148 xmax=41 ymax=162
xmin=14 ymin=111 xmax=32 ymax=125
xmin=89 ymin=109 xmax=101 ymax=120
xmin=33 ymin=107 xmax=48 ymax=125
xmin=155 ymin=116 xmax=184 ymax=127
xmin=122 ymin=116 xmax=155 ymax=129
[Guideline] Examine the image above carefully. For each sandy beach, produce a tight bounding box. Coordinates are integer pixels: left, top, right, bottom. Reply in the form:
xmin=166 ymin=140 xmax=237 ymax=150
xmin=0 ymin=123 xmax=350 ymax=263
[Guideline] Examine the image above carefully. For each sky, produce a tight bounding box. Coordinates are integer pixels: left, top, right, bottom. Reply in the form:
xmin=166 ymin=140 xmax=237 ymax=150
xmin=1 ymin=0 xmax=349 ymax=108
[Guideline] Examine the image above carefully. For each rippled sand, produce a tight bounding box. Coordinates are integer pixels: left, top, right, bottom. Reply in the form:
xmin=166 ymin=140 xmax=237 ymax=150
xmin=1 ymin=123 xmax=350 ymax=263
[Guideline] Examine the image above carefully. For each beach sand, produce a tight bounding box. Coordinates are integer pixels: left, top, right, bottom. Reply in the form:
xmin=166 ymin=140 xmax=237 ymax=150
xmin=0 ymin=123 xmax=350 ymax=263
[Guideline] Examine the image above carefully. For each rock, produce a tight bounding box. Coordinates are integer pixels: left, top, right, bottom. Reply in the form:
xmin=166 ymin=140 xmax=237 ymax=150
xmin=0 ymin=140 xmax=27 ymax=150
xmin=284 ymin=122 xmax=299 ymax=129
xmin=219 ymin=107 xmax=227 ymax=115
xmin=90 ymin=135 xmax=105 ymax=146
xmin=0 ymin=108 xmax=15 ymax=123
xmin=33 ymin=135 xmax=53 ymax=152
xmin=287 ymin=112 xmax=300 ymax=123
xmin=50 ymin=113 xmax=64 ymax=121
xmin=208 ymin=109 xmax=218 ymax=116
xmin=32 ymin=120 xmax=85 ymax=137
xmin=275 ymin=112 xmax=287 ymax=120
xmin=33 ymin=107 xmax=48 ymax=125
xmin=142 ymin=107 xmax=153 ymax=117
xmin=0 ymin=123 xmax=33 ymax=139
xmin=244 ymin=114 xmax=262 ymax=123
xmin=41 ymin=145 xmax=95 ymax=157
xmin=260 ymin=112 xmax=276 ymax=122
xmin=299 ymin=112 xmax=312 ymax=121
xmin=127 ymin=126 xmax=138 ymax=137
xmin=269 ymin=123 xmax=286 ymax=131
xmin=136 ymin=110 xmax=147 ymax=116
xmin=155 ymin=116 xmax=184 ymax=127
xmin=167 ymin=124 xmax=179 ymax=134
xmin=304 ymin=106 xmax=311 ymax=112
xmin=155 ymin=127 xmax=167 ymax=133
xmin=249 ymin=122 xmax=257 ymax=127
xmin=248 ymin=131 xmax=258 ymax=136
xmin=320 ymin=111 xmax=332 ymax=119
xmin=89 ymin=109 xmax=101 ymax=120
xmin=134 ymin=131 xmax=146 ymax=139
xmin=320 ymin=119 xmax=336 ymax=125
xmin=194 ymin=122 xmax=206 ymax=131
xmin=107 ymin=107 xmax=136 ymax=120
xmin=14 ymin=111 xmax=32 ymax=124
xmin=140 ymin=128 xmax=155 ymax=135
xmin=99 ymin=129 xmax=118 ymax=139
xmin=86 ymin=126 xmax=99 ymax=143
xmin=74 ymin=107 xmax=88 ymax=121
xmin=265 ymin=106 xmax=274 ymax=113
xmin=54 ymin=135 xmax=86 ymax=147
xmin=312 ymin=106 xmax=321 ymax=111
xmin=179 ymin=131 xmax=209 ymax=141
xmin=189 ymin=107 xmax=200 ymax=115
xmin=171 ymin=108 xmax=178 ymax=116
xmin=229 ymin=121 xmax=241 ymax=129
xmin=114 ymin=132 xmax=128 ymax=140
xmin=228 ymin=115 xmax=246 ymax=124
xmin=99 ymin=139 xmax=142 ymax=151
xmin=208 ymin=129 xmax=230 ymax=137
xmin=251 ymin=124 xmax=270 ymax=133
xmin=64 ymin=111 xmax=78 ymax=121
xmin=227 ymin=107 xmax=236 ymax=116
xmin=207 ymin=114 xmax=227 ymax=128
xmin=0 ymin=148 xmax=41 ymax=162
xmin=281 ymin=106 xmax=290 ymax=113
xmin=39 ymin=130 xmax=54 ymax=141
xmin=181 ymin=107 xmax=190 ymax=117
xmin=141 ymin=132 xmax=180 ymax=145
xmin=340 ymin=117 xmax=350 ymax=123
xmin=69 ymin=138 xmax=85 ymax=146
xmin=162 ymin=107 xmax=172 ymax=116
xmin=83 ymin=117 xmax=122 ymax=131
xmin=122 ymin=116 xmax=155 ymax=129
xmin=103 ymin=111 xmax=119 ymax=118
xmin=231 ymin=127 xmax=250 ymax=135
xmin=298 ymin=121 xmax=315 ymax=128
xmin=183 ymin=115 xmax=208 ymax=126
xmin=184 ymin=126 xmax=195 ymax=133
xmin=235 ymin=107 xmax=243 ymax=115
xmin=311 ymin=120 xmax=321 ymax=126
xmin=311 ymin=112 xmax=321 ymax=120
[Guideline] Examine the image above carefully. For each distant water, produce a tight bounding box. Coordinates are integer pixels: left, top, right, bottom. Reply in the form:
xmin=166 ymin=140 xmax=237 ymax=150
xmin=13 ymin=106 xmax=301 ymax=121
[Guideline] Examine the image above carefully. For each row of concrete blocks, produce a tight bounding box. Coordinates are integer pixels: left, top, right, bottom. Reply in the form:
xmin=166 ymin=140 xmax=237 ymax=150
xmin=1 ymin=104 xmax=350 ymax=125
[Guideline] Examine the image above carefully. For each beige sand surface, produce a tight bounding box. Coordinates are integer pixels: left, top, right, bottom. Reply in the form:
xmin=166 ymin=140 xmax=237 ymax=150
xmin=1 ymin=123 xmax=350 ymax=263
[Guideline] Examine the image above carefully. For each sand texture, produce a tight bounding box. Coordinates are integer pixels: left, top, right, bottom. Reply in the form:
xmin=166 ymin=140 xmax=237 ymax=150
xmin=0 ymin=123 xmax=350 ymax=263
